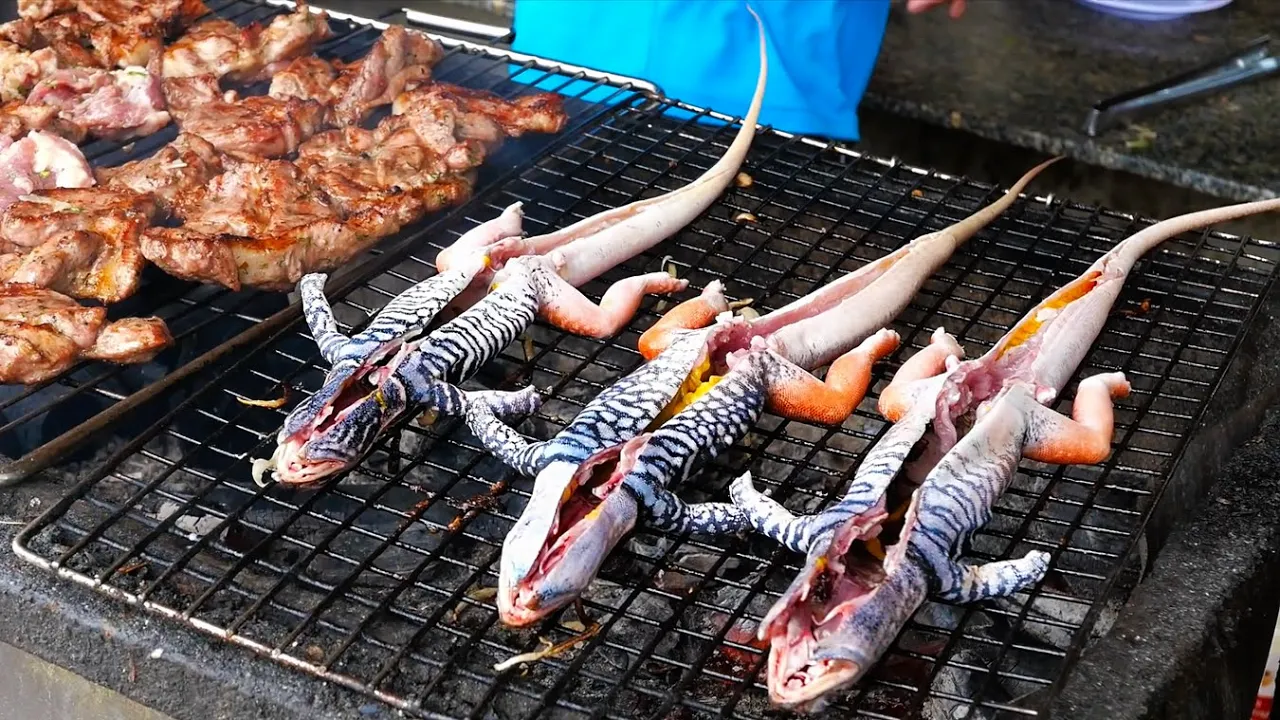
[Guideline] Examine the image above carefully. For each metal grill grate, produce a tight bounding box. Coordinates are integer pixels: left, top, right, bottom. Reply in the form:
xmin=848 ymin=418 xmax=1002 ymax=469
xmin=0 ymin=0 xmax=650 ymax=484
xmin=13 ymin=12 xmax=1280 ymax=720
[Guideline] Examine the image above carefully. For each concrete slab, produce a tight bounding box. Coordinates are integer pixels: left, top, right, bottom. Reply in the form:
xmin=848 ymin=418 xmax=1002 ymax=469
xmin=0 ymin=642 xmax=176 ymax=720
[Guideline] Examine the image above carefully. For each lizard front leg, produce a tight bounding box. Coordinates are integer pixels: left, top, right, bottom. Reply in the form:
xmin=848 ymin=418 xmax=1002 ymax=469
xmin=642 ymin=486 xmax=750 ymax=536
xmin=764 ymin=328 xmax=900 ymax=425
xmin=637 ymin=280 xmax=730 ymax=360
xmin=456 ymin=387 xmax=551 ymax=477
xmin=726 ymin=471 xmax=812 ymax=552
xmin=299 ymin=273 xmax=349 ymax=364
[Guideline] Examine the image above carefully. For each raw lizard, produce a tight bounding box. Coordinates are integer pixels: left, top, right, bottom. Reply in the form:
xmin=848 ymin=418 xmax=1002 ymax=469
xmin=726 ymin=195 xmax=1280 ymax=711
xmin=251 ymin=6 xmax=771 ymax=486
xmin=460 ymin=158 xmax=1059 ymax=626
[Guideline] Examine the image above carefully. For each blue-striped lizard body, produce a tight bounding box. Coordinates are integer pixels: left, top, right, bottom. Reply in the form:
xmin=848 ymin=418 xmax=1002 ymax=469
xmin=251 ymin=5 xmax=772 ymax=486
xmin=460 ymin=157 xmax=1065 ymax=627
xmin=725 ymin=196 xmax=1280 ymax=711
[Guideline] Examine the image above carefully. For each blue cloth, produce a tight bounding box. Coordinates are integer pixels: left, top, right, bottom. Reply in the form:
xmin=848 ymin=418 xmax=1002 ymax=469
xmin=508 ymin=0 xmax=891 ymax=141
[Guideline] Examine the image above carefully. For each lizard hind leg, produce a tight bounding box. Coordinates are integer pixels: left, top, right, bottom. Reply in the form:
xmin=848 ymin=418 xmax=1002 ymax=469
xmin=532 ymin=260 xmax=690 ymax=339
xmin=765 ymin=328 xmax=901 ymax=426
xmin=1021 ymin=371 xmax=1130 ymax=465
xmin=877 ymin=326 xmax=964 ymax=422
xmin=299 ymin=273 xmax=349 ymax=363
xmin=637 ymin=280 xmax=731 ymax=360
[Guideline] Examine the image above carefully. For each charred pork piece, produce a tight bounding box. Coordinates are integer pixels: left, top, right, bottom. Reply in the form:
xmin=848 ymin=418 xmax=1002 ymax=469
xmin=95 ymin=132 xmax=223 ymax=214
xmin=0 ymin=129 xmax=93 ymax=213
xmin=265 ymin=55 xmax=333 ymax=103
xmin=0 ymin=100 xmax=79 ymax=141
xmin=19 ymin=0 xmax=209 ymax=34
xmin=167 ymin=74 xmax=324 ymax=159
xmin=268 ymin=26 xmax=445 ymax=127
xmin=295 ymin=120 xmax=453 ymax=222
xmin=141 ymin=158 xmax=469 ymax=291
xmin=329 ymin=26 xmax=443 ymax=125
xmin=0 ymin=187 xmax=153 ymax=303
xmin=390 ymin=82 xmax=567 ymax=170
xmin=6 ymin=12 xmax=164 ymax=69
xmin=0 ymin=284 xmax=171 ymax=385
xmin=162 ymin=1 xmax=331 ymax=82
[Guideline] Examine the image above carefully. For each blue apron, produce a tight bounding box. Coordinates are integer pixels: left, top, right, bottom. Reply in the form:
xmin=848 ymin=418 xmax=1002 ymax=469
xmin=508 ymin=0 xmax=891 ymax=141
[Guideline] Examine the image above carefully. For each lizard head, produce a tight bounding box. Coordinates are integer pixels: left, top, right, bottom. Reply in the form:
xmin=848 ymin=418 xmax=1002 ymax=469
xmin=758 ymin=495 xmax=925 ymax=711
xmin=256 ymin=342 xmax=416 ymax=488
xmin=497 ymin=437 xmax=647 ymax=627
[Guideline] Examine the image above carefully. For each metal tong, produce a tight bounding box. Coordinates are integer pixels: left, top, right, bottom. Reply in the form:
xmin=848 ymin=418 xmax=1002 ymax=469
xmin=1085 ymin=35 xmax=1280 ymax=137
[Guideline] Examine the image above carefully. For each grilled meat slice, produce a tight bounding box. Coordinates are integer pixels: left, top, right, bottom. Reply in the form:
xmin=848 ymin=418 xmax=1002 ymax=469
xmin=76 ymin=0 xmax=210 ymax=33
xmin=26 ymin=65 xmax=170 ymax=141
xmin=329 ymin=26 xmax=443 ymax=126
xmin=0 ymin=230 xmax=99 ymax=285
xmin=175 ymin=88 xmax=324 ymax=159
xmin=0 ymin=228 xmax=143 ymax=303
xmin=0 ymin=100 xmax=84 ymax=141
xmin=1 ymin=187 xmax=155 ymax=247
xmin=96 ymin=132 xmax=222 ymax=213
xmin=160 ymin=72 xmax=221 ymax=112
xmin=20 ymin=0 xmax=208 ymax=31
xmin=162 ymin=2 xmax=331 ymax=82
xmin=83 ymin=316 xmax=171 ymax=362
xmin=160 ymin=18 xmax=238 ymax=79
xmin=38 ymin=12 xmax=163 ymax=68
xmin=389 ymin=84 xmax=568 ymax=173
xmin=0 ymin=130 xmax=93 ymax=213
xmin=17 ymin=0 xmax=75 ymax=21
xmin=7 ymin=12 xmax=164 ymax=68
xmin=0 ymin=188 xmax=153 ymax=303
xmin=0 ymin=284 xmax=171 ymax=384
xmin=143 ymin=158 xmax=468 ymax=291
xmin=266 ymin=55 xmax=334 ymax=103
xmin=395 ymin=82 xmax=568 ymax=140
xmin=295 ymin=122 xmax=451 ymax=222
xmin=0 ymin=41 xmax=59 ymax=102
xmin=248 ymin=2 xmax=331 ymax=83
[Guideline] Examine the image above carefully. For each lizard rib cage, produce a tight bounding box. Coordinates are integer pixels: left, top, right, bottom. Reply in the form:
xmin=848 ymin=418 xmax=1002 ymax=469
xmin=12 ymin=3 xmax=1280 ymax=720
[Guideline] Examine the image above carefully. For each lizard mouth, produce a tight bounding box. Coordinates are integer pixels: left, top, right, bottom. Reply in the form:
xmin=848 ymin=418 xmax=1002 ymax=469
xmin=763 ymin=509 xmax=889 ymax=708
xmin=499 ymin=438 xmax=643 ymax=627
xmin=762 ymin=479 xmax=917 ymax=709
xmin=258 ymin=341 xmax=414 ymax=487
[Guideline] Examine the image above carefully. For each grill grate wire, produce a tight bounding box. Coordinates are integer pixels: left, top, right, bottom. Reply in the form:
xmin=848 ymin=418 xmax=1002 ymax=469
xmin=12 ymin=3 xmax=1280 ymax=719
